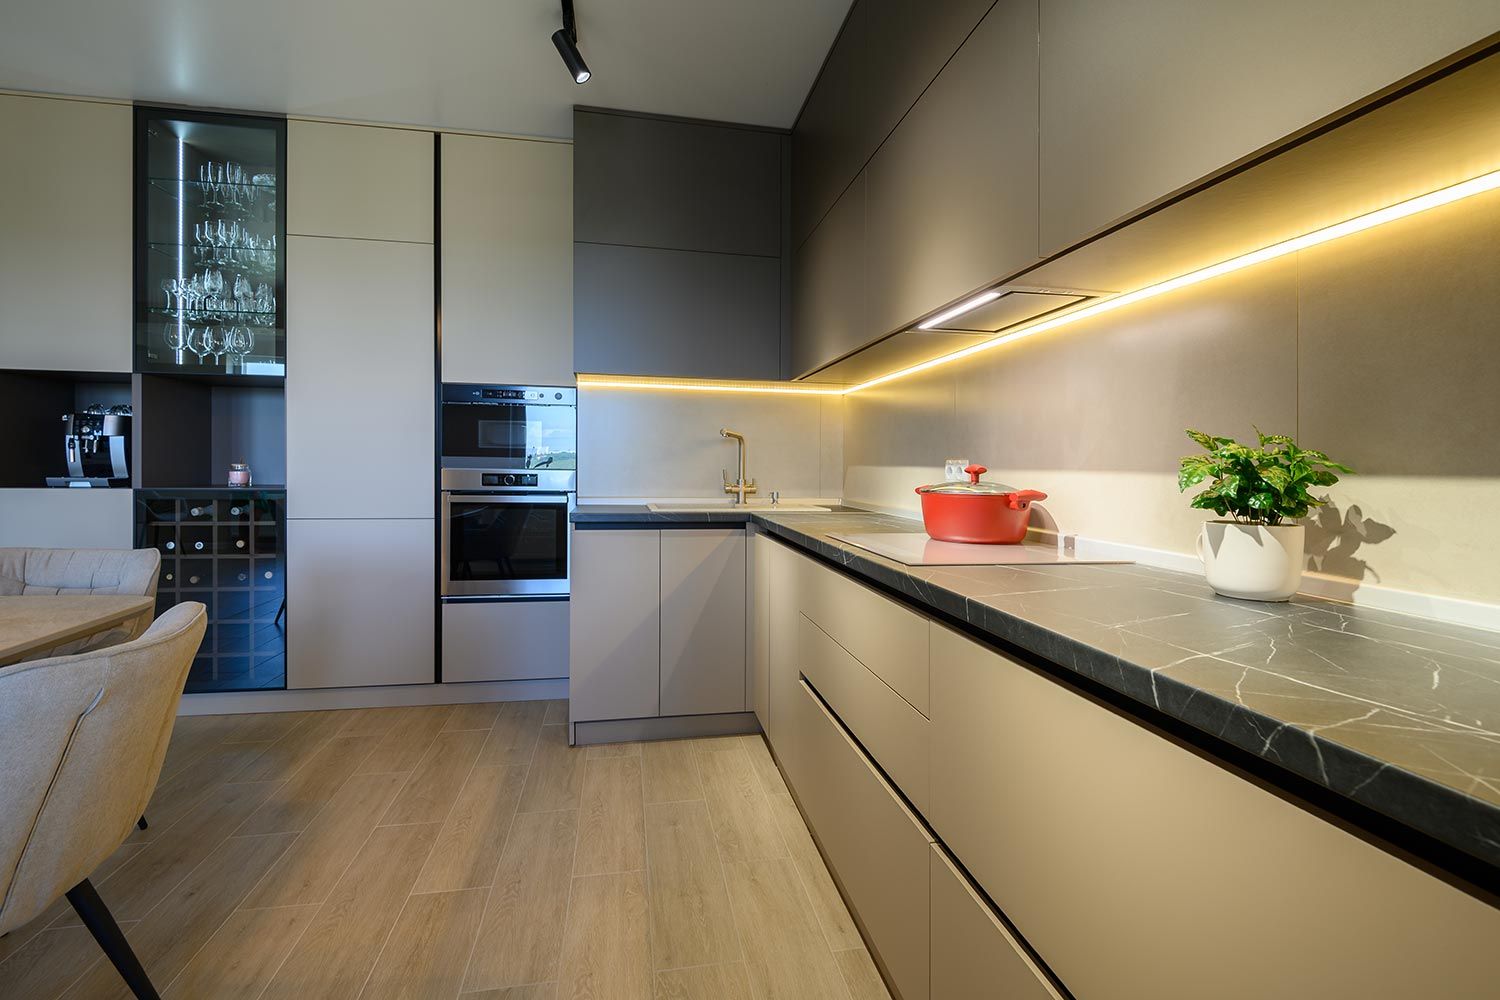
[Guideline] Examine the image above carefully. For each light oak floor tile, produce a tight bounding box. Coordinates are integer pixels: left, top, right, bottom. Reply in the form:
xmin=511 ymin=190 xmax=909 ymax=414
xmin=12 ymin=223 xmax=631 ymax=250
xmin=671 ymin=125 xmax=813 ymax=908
xmin=60 ymin=832 xmax=297 ymax=1000
xmin=413 ymin=764 xmax=528 ymax=893
xmin=243 ymin=772 xmax=409 ymax=908
xmin=220 ymin=710 xmax=317 ymax=744
xmin=127 ymin=739 xmax=274 ymax=843
xmin=575 ymin=756 xmax=647 ymax=876
xmin=739 ymin=734 xmax=789 ymax=797
xmin=644 ymin=801 xmax=741 ymax=970
xmin=834 ymin=948 xmax=893 ymax=1000
xmin=518 ymin=725 xmax=585 ymax=814
xmin=357 ymin=888 xmax=486 ymax=1000
xmin=381 ymin=729 xmax=486 ymax=826
xmin=654 ymin=963 xmax=755 ymax=1000
xmin=766 ymin=790 xmax=862 ymax=951
xmin=542 ymin=699 xmax=569 ymax=725
xmin=586 ymin=742 xmax=643 ymax=758
xmin=231 ymin=709 xmax=356 ymax=783
xmin=445 ymin=701 xmax=505 ymax=732
xmin=340 ymin=706 xmax=409 ymax=738
xmin=2 ymin=843 xmax=143 ymax=955
xmin=0 ymin=924 xmax=134 ymax=1000
xmin=640 ymin=740 xmax=704 ymax=804
xmin=462 ymin=809 xmax=578 ymax=992
xmin=359 ymin=706 xmax=455 ymax=774
xmin=479 ymin=700 xmax=548 ymax=766
xmin=724 ymin=857 xmax=852 ymax=1000
xmin=161 ymin=903 xmax=319 ymax=999
xmin=461 ymin=984 xmax=557 ymax=1000
xmin=260 ymin=822 xmax=441 ymax=1000
xmin=237 ymin=734 xmax=380 ymax=836
xmin=557 ymin=871 xmax=652 ymax=1000
xmin=697 ymin=746 xmax=789 ymax=864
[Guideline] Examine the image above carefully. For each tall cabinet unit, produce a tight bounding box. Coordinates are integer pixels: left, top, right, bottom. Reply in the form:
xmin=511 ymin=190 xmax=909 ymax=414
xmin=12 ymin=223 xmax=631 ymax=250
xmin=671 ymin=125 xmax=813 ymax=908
xmin=284 ymin=120 xmax=436 ymax=689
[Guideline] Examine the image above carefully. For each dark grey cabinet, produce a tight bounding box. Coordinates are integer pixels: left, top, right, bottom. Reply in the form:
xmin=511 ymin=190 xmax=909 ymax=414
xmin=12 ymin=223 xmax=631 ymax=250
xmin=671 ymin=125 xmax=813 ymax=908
xmin=575 ymin=242 xmax=781 ymax=379
xmin=573 ymin=108 xmax=788 ymax=380
xmin=865 ymin=0 xmax=1041 ymax=338
xmin=791 ymin=0 xmax=994 ymax=247
xmin=791 ymin=173 xmax=866 ymax=378
xmin=574 ymin=111 xmax=781 ymax=257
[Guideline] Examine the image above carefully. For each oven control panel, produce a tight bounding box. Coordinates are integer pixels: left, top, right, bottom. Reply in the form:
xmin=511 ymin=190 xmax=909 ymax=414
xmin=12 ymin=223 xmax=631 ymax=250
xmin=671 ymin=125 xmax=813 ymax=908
xmin=443 ymin=383 xmax=575 ymax=404
xmin=481 ymin=473 xmax=539 ymax=487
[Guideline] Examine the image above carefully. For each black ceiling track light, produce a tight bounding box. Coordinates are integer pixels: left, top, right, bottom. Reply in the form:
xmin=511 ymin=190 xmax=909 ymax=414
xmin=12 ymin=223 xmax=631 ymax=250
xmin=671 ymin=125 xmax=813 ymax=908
xmin=552 ymin=0 xmax=591 ymax=84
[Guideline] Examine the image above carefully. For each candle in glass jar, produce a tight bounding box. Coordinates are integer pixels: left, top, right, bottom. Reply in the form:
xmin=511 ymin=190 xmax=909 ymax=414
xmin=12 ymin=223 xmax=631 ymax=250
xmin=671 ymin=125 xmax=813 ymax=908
xmin=228 ymin=462 xmax=252 ymax=487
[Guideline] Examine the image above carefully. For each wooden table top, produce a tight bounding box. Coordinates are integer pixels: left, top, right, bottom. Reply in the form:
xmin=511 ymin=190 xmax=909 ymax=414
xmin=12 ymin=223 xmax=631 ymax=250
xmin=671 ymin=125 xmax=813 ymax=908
xmin=0 ymin=595 xmax=156 ymax=667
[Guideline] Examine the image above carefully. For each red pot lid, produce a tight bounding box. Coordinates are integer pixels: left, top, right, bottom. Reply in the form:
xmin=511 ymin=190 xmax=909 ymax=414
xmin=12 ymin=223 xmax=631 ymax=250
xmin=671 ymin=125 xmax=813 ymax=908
xmin=917 ymin=464 xmax=1016 ymax=495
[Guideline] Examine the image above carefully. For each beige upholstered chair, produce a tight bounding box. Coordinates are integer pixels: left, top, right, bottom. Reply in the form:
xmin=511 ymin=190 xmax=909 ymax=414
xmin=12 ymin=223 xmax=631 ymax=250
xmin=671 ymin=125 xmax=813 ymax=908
xmin=0 ymin=602 xmax=206 ymax=999
xmin=0 ymin=547 xmax=162 ymax=655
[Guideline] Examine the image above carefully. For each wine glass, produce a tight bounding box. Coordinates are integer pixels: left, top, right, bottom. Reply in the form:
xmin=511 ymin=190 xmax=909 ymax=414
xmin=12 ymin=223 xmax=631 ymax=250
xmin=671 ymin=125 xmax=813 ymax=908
xmin=163 ymin=322 xmax=187 ymax=365
xmin=186 ymin=326 xmax=211 ymax=365
xmin=229 ymin=325 xmax=254 ymax=364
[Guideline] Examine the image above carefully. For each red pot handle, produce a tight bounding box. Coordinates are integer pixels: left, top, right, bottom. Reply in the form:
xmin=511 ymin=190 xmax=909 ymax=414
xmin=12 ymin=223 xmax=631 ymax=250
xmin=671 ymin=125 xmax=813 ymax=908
xmin=1007 ymin=489 xmax=1048 ymax=509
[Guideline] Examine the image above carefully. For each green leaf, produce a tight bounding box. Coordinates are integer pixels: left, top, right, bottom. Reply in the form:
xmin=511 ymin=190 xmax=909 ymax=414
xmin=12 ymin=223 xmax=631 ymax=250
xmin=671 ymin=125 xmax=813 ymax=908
xmin=1258 ymin=466 xmax=1291 ymax=491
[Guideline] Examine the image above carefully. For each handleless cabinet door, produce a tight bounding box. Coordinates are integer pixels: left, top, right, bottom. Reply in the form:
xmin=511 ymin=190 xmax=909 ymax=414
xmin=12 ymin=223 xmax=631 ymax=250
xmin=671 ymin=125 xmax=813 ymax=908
xmin=750 ymin=533 xmax=772 ymax=726
xmin=866 ymin=0 xmax=1040 ymax=336
xmin=660 ymin=528 xmax=747 ymax=717
xmin=441 ymin=134 xmax=572 ymax=386
xmin=286 ymin=236 xmax=434 ymax=518
xmin=790 ymin=173 xmax=866 ymax=378
xmin=0 ymin=95 xmax=131 ymax=373
xmin=288 ymin=120 xmax=434 ymax=243
xmin=569 ymin=528 xmax=661 ymax=722
xmin=930 ymin=846 xmax=1063 ymax=1000
xmin=287 ymin=518 xmax=434 ymax=688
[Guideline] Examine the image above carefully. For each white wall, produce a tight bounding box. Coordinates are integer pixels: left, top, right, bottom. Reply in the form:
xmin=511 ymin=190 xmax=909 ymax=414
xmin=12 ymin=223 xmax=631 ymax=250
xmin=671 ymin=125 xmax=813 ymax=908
xmin=577 ymin=388 xmax=843 ymax=500
xmin=0 ymin=489 xmax=133 ymax=549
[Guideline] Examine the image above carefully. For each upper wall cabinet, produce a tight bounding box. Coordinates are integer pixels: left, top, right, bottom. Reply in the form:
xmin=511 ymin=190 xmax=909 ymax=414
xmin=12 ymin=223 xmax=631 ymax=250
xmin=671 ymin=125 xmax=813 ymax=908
xmin=791 ymin=173 xmax=865 ymax=378
xmin=0 ymin=95 xmax=132 ymax=373
xmin=288 ymin=120 xmax=433 ymax=243
xmin=441 ymin=134 xmax=572 ymax=386
xmin=792 ymin=0 xmax=995 ymax=246
xmin=573 ymin=108 xmax=787 ymax=381
xmin=1038 ymin=0 xmax=1500 ymax=254
xmin=575 ymin=111 xmax=781 ymax=257
xmin=865 ymin=0 xmax=1041 ymax=340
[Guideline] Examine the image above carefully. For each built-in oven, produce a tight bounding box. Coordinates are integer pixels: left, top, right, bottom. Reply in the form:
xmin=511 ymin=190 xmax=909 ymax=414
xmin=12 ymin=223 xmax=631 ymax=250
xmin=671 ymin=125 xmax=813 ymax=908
xmin=439 ymin=384 xmax=577 ymax=600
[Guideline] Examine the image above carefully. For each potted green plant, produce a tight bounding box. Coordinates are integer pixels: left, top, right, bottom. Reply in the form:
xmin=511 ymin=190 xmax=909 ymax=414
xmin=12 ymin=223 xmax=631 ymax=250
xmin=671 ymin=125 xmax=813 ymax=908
xmin=1178 ymin=429 xmax=1353 ymax=601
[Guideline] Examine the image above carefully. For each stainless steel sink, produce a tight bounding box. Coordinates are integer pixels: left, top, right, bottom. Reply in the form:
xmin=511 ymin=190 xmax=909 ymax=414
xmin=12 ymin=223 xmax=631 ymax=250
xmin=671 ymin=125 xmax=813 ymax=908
xmin=646 ymin=501 xmax=830 ymax=513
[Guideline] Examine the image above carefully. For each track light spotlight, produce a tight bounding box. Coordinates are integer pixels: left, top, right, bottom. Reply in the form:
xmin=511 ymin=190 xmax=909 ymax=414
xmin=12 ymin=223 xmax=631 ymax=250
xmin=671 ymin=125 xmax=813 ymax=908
xmin=553 ymin=0 xmax=591 ymax=84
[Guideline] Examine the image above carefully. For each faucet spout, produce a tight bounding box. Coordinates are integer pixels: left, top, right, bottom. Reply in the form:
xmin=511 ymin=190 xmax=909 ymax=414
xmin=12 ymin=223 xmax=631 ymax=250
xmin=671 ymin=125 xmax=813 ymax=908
xmin=720 ymin=429 xmax=756 ymax=505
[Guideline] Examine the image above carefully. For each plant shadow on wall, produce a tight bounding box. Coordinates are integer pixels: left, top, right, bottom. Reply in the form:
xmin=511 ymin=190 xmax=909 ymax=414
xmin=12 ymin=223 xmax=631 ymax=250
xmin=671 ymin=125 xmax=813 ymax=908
xmin=1304 ymin=503 xmax=1397 ymax=585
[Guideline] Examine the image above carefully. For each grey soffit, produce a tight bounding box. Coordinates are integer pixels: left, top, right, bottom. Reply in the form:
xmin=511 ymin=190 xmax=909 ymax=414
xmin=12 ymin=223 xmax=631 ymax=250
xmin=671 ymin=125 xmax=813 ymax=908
xmin=750 ymin=509 xmax=1500 ymax=880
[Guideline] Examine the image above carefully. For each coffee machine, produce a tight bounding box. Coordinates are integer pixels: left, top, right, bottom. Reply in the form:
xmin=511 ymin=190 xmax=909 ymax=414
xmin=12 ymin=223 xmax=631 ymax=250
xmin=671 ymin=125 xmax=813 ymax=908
xmin=47 ymin=405 xmax=132 ymax=488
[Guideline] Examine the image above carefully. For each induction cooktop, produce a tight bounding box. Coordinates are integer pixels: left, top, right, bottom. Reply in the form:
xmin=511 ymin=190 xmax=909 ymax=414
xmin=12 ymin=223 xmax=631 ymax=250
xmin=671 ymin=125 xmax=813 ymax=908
xmin=827 ymin=532 xmax=1132 ymax=567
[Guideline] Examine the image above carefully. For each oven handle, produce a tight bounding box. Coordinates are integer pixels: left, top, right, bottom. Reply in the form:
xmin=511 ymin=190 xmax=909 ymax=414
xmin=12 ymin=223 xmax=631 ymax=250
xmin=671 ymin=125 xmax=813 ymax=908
xmin=442 ymin=492 xmax=572 ymax=506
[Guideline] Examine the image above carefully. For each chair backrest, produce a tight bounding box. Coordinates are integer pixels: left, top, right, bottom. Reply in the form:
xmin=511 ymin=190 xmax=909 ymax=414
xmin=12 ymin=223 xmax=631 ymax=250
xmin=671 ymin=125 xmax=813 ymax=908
xmin=0 ymin=547 xmax=161 ymax=598
xmin=0 ymin=602 xmax=205 ymax=934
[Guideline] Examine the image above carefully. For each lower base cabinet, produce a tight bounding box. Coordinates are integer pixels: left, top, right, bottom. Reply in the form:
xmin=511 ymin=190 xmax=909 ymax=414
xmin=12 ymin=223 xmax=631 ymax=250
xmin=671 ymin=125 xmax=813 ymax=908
xmin=441 ymin=598 xmax=568 ymax=682
xmin=788 ymin=678 xmax=932 ymax=1000
xmin=930 ymin=846 xmax=1062 ymax=1000
xmin=286 ymin=518 xmax=434 ymax=688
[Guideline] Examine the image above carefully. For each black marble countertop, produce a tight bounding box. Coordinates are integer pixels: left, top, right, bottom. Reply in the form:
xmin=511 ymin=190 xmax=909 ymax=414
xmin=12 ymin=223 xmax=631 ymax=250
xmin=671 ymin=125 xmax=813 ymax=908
xmin=571 ymin=504 xmax=754 ymax=524
xmin=748 ymin=509 xmax=1500 ymax=879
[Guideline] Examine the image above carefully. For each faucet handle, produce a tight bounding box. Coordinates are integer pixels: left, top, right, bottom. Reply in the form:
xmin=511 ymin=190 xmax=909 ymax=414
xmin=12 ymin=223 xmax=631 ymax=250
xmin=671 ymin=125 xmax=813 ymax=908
xmin=722 ymin=468 xmax=732 ymax=485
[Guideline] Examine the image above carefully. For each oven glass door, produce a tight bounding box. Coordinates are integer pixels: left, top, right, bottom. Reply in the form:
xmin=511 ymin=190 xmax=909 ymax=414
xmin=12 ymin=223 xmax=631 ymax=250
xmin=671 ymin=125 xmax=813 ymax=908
xmin=443 ymin=493 xmax=570 ymax=597
xmin=442 ymin=402 xmax=577 ymax=470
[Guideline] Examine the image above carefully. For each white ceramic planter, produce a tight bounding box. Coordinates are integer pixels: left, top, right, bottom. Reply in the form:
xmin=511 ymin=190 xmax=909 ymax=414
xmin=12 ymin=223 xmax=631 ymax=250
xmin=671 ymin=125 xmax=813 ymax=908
xmin=1197 ymin=521 xmax=1304 ymax=602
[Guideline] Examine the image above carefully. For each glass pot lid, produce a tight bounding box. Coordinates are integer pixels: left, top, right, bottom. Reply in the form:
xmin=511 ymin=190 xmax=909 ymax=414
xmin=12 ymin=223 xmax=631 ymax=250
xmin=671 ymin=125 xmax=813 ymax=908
xmin=917 ymin=464 xmax=1013 ymax=494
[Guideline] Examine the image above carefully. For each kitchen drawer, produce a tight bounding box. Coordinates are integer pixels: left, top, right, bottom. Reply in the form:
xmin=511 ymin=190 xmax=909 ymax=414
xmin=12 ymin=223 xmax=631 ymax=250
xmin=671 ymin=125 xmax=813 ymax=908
xmin=442 ymin=599 xmax=568 ymax=683
xmin=788 ymin=677 xmax=931 ymax=1000
xmin=928 ymin=623 xmax=1500 ymax=1000
xmin=797 ymin=555 xmax=928 ymax=715
xmin=930 ymin=846 xmax=1062 ymax=1000
xmin=797 ymin=612 xmax=929 ymax=813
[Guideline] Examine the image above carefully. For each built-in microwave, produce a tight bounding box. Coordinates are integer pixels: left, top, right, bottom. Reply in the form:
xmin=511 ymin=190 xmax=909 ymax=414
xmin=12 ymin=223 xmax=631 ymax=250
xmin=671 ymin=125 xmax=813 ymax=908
xmin=440 ymin=383 xmax=577 ymax=492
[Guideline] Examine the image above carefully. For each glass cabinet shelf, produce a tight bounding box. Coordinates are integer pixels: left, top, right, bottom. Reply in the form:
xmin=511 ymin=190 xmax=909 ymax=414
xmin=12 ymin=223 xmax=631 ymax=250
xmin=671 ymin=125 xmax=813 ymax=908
xmin=135 ymin=107 xmax=286 ymax=378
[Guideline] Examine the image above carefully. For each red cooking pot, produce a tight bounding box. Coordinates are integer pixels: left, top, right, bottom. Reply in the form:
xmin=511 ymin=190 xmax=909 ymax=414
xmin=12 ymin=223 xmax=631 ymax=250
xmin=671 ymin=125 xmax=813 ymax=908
xmin=915 ymin=465 xmax=1047 ymax=544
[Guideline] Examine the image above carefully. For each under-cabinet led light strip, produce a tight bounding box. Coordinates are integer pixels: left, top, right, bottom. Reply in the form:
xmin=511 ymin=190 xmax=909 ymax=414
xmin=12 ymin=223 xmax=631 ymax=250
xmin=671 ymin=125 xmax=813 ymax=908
xmin=574 ymin=375 xmax=845 ymax=395
xmin=577 ymin=167 xmax=1500 ymax=397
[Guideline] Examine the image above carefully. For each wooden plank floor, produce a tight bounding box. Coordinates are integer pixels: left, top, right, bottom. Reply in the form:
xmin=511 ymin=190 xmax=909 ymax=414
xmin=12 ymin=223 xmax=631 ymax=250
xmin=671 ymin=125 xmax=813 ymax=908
xmin=0 ymin=701 xmax=890 ymax=1000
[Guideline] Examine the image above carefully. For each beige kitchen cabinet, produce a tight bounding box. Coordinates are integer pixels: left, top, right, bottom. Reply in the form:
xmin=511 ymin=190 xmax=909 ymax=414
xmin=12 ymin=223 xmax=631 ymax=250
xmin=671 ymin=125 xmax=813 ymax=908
xmin=1038 ymin=0 xmax=1500 ymax=254
xmin=762 ymin=534 xmax=804 ymax=753
xmin=749 ymin=533 xmax=773 ymax=725
xmin=441 ymin=599 xmax=569 ymax=683
xmin=785 ymin=677 xmax=932 ymax=1000
xmin=790 ymin=173 xmax=867 ymax=378
xmin=928 ymin=621 xmax=1500 ymax=999
xmin=0 ymin=94 xmax=131 ymax=373
xmin=0 ymin=489 xmax=132 ymax=549
xmin=569 ymin=528 xmax=662 ymax=722
xmin=286 ymin=518 xmax=434 ymax=688
xmin=285 ymin=235 xmax=434 ymax=519
xmin=440 ymin=134 xmax=572 ymax=386
xmin=929 ymin=846 xmax=1063 ymax=1000
xmin=660 ymin=528 xmax=746 ymax=716
xmin=865 ymin=0 xmax=1040 ymax=336
xmin=288 ymin=120 xmax=434 ymax=243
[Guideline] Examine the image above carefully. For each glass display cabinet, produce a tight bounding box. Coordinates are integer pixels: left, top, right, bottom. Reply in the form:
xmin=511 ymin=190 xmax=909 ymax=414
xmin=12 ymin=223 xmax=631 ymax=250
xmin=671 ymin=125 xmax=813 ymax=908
xmin=134 ymin=107 xmax=286 ymax=377
xmin=136 ymin=489 xmax=287 ymax=692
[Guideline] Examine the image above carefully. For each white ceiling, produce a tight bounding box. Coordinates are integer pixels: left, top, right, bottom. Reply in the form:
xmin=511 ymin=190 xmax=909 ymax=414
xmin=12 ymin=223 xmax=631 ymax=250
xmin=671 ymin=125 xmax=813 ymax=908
xmin=0 ymin=0 xmax=851 ymax=138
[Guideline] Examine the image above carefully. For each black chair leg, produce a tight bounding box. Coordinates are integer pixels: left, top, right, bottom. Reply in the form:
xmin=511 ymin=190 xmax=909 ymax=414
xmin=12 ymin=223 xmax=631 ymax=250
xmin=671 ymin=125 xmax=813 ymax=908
xmin=65 ymin=878 xmax=160 ymax=1000
xmin=137 ymin=815 xmax=148 ymax=830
